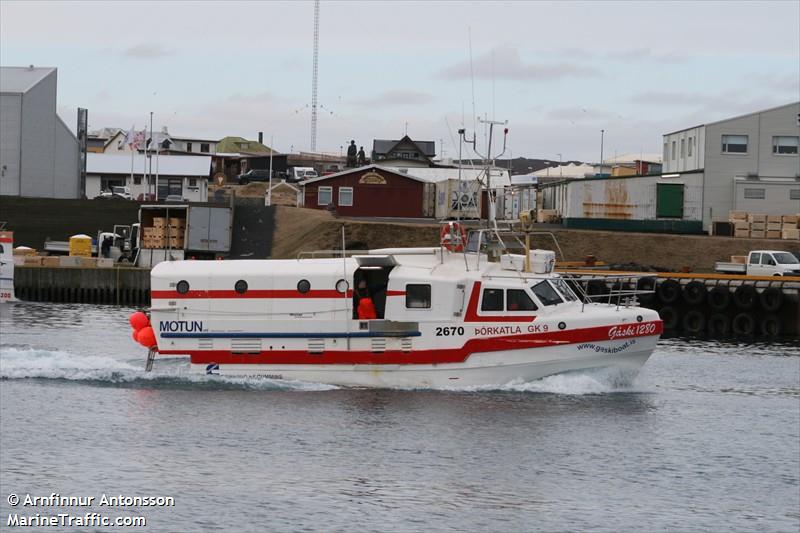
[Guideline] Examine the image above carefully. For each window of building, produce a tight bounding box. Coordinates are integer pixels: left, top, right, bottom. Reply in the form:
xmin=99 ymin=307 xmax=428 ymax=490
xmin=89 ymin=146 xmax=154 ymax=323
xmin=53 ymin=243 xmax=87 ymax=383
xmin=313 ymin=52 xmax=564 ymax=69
xmin=318 ymin=186 xmax=332 ymax=206
xmin=481 ymin=288 xmax=504 ymax=311
xmin=188 ymin=178 xmax=197 ymax=188
xmin=680 ymin=138 xmax=685 ymax=158
xmin=671 ymin=141 xmax=676 ymax=160
xmin=722 ymin=135 xmax=747 ymax=154
xmin=200 ymin=143 xmax=210 ymax=153
xmin=789 ymin=189 xmax=800 ymax=200
xmin=743 ymin=188 xmax=765 ymax=199
xmin=530 ymin=281 xmax=562 ymax=306
xmin=157 ymin=178 xmax=183 ymax=199
xmin=656 ymin=183 xmax=684 ymax=218
xmin=187 ymin=142 xmax=193 ymax=153
xmin=507 ymin=289 xmax=537 ymax=311
xmin=338 ymin=187 xmax=353 ymax=207
xmin=663 ymin=142 xmax=668 ymax=162
xmin=688 ymin=137 xmax=693 ymax=157
xmin=405 ymin=284 xmax=431 ymax=309
xmin=133 ymin=175 xmax=142 ymax=185
xmin=772 ymin=136 xmax=799 ymax=155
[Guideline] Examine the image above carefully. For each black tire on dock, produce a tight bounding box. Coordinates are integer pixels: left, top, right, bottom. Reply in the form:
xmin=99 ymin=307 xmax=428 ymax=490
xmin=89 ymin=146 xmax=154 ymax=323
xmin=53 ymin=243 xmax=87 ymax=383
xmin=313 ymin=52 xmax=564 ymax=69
xmin=682 ymin=281 xmax=707 ymax=306
xmin=636 ymin=277 xmax=657 ymax=305
xmin=586 ymin=280 xmax=607 ymax=299
xmin=682 ymin=310 xmax=706 ymax=334
xmin=732 ymin=312 xmax=756 ymax=336
xmin=658 ymin=306 xmax=679 ymax=330
xmin=733 ymin=285 xmax=757 ymax=310
xmin=657 ymin=279 xmax=681 ymax=304
xmin=760 ymin=314 xmax=782 ymax=337
xmin=708 ymin=286 xmax=730 ymax=310
xmin=759 ymin=288 xmax=783 ymax=312
xmin=708 ymin=313 xmax=731 ymax=336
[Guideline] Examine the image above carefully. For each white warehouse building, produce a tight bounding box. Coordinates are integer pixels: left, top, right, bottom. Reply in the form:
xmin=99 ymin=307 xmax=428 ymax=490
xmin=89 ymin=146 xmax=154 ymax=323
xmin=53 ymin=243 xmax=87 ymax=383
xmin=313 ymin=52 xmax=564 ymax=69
xmin=663 ymin=101 xmax=800 ymax=230
xmin=0 ymin=66 xmax=80 ymax=198
xmin=86 ymin=153 xmax=211 ymax=202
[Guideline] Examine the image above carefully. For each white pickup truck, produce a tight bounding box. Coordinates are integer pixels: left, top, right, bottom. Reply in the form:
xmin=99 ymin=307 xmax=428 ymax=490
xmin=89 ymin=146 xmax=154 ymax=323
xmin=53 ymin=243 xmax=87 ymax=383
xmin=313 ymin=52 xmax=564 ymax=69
xmin=715 ymin=250 xmax=800 ymax=276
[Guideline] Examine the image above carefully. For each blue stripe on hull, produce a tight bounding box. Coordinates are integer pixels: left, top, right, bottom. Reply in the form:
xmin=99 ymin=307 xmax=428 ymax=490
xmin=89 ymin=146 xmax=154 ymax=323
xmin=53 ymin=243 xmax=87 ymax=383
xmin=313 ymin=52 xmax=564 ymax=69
xmin=160 ymin=331 xmax=422 ymax=339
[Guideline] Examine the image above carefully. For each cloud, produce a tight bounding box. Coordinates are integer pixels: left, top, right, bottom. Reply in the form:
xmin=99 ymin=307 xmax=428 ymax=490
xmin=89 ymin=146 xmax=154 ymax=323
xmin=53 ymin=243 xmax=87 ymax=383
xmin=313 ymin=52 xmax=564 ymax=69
xmin=353 ymin=90 xmax=434 ymax=107
xmin=123 ymin=44 xmax=172 ymax=59
xmin=438 ymin=46 xmax=601 ymax=81
xmin=606 ymin=48 xmax=687 ymax=64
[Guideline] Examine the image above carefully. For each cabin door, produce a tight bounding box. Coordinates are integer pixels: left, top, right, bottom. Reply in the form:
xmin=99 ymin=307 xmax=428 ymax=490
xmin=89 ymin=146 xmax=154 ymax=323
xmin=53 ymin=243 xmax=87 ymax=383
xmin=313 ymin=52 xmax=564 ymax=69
xmin=353 ymin=266 xmax=393 ymax=319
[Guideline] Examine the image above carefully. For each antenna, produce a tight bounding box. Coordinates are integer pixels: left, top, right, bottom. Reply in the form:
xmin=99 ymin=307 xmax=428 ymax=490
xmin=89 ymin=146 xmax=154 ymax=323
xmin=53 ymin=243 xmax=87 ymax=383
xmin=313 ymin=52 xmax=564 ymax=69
xmin=310 ymin=0 xmax=320 ymax=152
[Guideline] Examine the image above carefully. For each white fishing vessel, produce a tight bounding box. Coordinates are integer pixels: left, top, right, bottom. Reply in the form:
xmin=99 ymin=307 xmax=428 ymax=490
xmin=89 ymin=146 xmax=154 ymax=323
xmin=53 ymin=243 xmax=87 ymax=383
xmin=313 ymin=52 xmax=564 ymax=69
xmin=134 ymin=222 xmax=662 ymax=388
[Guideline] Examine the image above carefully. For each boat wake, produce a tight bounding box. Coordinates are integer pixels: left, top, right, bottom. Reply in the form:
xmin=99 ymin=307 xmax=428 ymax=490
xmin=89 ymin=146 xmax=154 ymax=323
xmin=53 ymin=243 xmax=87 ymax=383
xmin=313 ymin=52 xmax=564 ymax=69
xmin=0 ymin=346 xmax=338 ymax=391
xmin=446 ymin=367 xmax=650 ymax=395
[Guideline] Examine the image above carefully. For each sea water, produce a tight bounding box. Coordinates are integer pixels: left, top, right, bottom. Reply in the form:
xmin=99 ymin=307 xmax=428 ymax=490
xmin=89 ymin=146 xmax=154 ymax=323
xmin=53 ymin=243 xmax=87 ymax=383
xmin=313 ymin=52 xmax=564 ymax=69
xmin=1 ymin=302 xmax=798 ymax=532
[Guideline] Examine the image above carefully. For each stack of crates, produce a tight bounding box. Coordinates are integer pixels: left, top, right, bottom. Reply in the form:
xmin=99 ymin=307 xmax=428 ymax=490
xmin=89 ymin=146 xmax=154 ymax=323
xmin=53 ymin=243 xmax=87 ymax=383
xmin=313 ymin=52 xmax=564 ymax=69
xmin=782 ymin=215 xmax=800 ymax=240
xmin=167 ymin=217 xmax=186 ymax=249
xmin=728 ymin=211 xmax=749 ymax=238
xmin=141 ymin=217 xmax=186 ymax=249
xmin=729 ymin=211 xmax=800 ymax=240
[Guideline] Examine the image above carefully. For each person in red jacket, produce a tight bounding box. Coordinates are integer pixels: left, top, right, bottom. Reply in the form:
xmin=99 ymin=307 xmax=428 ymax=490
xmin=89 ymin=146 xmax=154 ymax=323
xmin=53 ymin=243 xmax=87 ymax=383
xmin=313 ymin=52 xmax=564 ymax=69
xmin=355 ymin=280 xmax=377 ymax=320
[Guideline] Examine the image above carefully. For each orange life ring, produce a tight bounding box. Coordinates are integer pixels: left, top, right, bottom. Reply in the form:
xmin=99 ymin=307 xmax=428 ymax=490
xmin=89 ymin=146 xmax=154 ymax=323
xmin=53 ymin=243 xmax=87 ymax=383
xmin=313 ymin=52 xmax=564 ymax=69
xmin=440 ymin=222 xmax=467 ymax=252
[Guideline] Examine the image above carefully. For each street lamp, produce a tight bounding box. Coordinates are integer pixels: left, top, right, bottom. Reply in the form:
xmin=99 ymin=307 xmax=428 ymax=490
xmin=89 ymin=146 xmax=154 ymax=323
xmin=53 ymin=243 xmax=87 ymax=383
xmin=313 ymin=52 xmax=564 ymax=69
xmin=600 ymin=129 xmax=605 ymax=176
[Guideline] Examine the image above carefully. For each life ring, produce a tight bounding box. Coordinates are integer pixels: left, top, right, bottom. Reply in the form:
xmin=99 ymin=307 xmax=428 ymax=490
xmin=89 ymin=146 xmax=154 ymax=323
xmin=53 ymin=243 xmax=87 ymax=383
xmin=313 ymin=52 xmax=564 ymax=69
xmin=658 ymin=306 xmax=679 ymax=330
xmin=682 ymin=310 xmax=706 ymax=334
xmin=682 ymin=281 xmax=707 ymax=306
xmin=708 ymin=286 xmax=730 ymax=310
xmin=759 ymin=288 xmax=783 ymax=312
xmin=657 ymin=279 xmax=681 ymax=304
xmin=733 ymin=285 xmax=757 ymax=310
xmin=707 ymin=313 xmax=731 ymax=336
xmin=731 ymin=312 xmax=755 ymax=336
xmin=440 ymin=222 xmax=467 ymax=252
xmin=760 ymin=314 xmax=782 ymax=337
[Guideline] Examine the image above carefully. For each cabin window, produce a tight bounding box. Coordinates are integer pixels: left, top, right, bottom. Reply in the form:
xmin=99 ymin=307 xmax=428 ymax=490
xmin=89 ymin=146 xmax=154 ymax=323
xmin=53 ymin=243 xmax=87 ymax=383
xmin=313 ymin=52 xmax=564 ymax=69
xmin=318 ymin=186 xmax=332 ymax=206
xmin=338 ymin=187 xmax=353 ymax=207
xmin=335 ymin=279 xmax=349 ymax=293
xmin=481 ymin=288 xmax=504 ymax=311
xmin=530 ymin=281 xmax=562 ymax=306
xmin=507 ymin=289 xmax=537 ymax=311
xmin=405 ymin=284 xmax=431 ymax=309
xmin=234 ymin=280 xmax=248 ymax=294
xmin=550 ymin=278 xmax=578 ymax=302
xmin=297 ymin=279 xmax=311 ymax=294
xmin=748 ymin=253 xmax=761 ymax=265
xmin=176 ymin=280 xmax=190 ymax=295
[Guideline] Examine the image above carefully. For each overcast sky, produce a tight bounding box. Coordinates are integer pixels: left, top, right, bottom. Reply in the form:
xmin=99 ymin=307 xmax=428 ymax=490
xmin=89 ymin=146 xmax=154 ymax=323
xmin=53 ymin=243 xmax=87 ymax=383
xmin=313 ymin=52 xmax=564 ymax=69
xmin=1 ymin=0 xmax=798 ymax=162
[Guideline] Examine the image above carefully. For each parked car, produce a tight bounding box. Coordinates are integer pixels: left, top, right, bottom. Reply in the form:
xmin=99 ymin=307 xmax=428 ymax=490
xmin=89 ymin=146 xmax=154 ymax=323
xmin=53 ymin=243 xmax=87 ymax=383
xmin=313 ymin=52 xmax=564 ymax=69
xmin=164 ymin=195 xmax=187 ymax=203
xmin=286 ymin=167 xmax=318 ymax=183
xmin=95 ymin=186 xmax=132 ymax=200
xmin=236 ymin=169 xmax=272 ymax=184
xmin=715 ymin=250 xmax=800 ymax=276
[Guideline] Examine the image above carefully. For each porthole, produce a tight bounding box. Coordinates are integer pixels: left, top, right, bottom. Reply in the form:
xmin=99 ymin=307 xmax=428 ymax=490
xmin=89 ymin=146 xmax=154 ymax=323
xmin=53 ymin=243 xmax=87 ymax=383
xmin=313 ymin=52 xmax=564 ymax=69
xmin=335 ymin=279 xmax=349 ymax=293
xmin=297 ymin=279 xmax=311 ymax=294
xmin=176 ymin=280 xmax=190 ymax=294
xmin=558 ymin=321 xmax=566 ymax=330
xmin=235 ymin=280 xmax=248 ymax=294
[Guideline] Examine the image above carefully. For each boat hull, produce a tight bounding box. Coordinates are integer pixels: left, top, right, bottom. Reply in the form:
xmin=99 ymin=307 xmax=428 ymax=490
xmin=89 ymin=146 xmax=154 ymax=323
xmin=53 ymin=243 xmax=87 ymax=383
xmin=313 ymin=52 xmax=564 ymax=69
xmin=189 ymin=334 xmax=659 ymax=389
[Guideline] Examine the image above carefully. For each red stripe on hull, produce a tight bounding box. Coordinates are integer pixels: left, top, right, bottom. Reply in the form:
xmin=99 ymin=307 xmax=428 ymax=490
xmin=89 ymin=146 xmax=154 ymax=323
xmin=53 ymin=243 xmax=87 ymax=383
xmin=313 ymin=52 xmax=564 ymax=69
xmin=158 ymin=320 xmax=663 ymax=366
xmin=151 ymin=289 xmax=406 ymax=300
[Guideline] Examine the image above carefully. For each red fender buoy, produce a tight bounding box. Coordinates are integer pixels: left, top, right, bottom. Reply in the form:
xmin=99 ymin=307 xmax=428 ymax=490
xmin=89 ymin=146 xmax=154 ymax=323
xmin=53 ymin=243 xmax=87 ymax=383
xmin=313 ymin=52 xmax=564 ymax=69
xmin=137 ymin=326 xmax=157 ymax=348
xmin=129 ymin=311 xmax=149 ymax=331
xmin=132 ymin=329 xmax=140 ymax=343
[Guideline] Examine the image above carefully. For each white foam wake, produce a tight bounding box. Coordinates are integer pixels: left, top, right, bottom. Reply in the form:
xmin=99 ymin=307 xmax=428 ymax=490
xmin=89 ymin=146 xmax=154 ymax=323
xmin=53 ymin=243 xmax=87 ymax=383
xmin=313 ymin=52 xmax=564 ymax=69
xmin=0 ymin=346 xmax=337 ymax=391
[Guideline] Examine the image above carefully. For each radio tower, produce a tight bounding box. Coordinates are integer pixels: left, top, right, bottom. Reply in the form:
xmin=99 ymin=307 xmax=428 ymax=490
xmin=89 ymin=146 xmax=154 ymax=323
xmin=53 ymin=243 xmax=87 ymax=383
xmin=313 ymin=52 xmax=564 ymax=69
xmin=310 ymin=0 xmax=320 ymax=152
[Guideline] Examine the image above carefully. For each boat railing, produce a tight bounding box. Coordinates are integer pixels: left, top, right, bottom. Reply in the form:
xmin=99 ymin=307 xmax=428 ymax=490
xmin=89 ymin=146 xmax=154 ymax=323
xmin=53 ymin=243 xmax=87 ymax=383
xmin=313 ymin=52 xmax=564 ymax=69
xmin=558 ymin=273 xmax=657 ymax=312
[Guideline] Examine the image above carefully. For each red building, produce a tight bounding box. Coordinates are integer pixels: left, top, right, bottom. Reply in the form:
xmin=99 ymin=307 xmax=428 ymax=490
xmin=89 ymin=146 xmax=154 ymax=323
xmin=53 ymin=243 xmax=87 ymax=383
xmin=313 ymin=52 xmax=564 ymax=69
xmin=301 ymin=165 xmax=433 ymax=217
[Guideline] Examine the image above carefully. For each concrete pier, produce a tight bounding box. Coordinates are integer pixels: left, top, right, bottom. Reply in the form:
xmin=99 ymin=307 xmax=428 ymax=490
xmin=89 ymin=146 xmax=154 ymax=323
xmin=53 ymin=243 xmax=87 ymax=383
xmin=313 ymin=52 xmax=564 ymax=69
xmin=14 ymin=266 xmax=150 ymax=306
